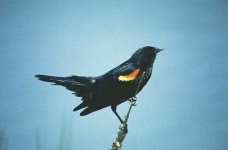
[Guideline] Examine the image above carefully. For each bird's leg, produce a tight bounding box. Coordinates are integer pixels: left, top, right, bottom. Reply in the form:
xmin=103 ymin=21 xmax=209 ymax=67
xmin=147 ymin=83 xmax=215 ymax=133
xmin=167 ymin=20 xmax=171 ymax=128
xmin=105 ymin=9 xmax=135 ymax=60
xmin=111 ymin=105 xmax=124 ymax=124
xmin=129 ymin=96 xmax=137 ymax=106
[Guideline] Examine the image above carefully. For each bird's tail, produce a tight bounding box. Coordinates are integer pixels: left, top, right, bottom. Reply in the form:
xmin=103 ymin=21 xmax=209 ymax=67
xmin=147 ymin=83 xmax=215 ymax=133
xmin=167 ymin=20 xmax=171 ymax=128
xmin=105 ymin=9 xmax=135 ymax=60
xmin=35 ymin=74 xmax=95 ymax=111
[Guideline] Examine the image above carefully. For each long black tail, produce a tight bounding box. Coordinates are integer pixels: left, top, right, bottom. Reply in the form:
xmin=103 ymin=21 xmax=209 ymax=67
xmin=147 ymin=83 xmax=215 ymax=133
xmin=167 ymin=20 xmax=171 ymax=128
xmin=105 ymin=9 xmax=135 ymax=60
xmin=35 ymin=74 xmax=95 ymax=112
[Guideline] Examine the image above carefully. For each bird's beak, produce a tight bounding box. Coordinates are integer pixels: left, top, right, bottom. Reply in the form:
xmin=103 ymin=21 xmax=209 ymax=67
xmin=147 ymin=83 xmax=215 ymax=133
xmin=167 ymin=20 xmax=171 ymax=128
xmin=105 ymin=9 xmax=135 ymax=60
xmin=155 ymin=48 xmax=164 ymax=53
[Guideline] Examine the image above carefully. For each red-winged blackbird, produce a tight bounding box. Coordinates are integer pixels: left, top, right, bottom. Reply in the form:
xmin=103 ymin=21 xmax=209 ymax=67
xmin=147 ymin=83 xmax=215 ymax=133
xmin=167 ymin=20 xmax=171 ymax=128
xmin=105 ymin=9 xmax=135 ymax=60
xmin=35 ymin=46 xmax=163 ymax=123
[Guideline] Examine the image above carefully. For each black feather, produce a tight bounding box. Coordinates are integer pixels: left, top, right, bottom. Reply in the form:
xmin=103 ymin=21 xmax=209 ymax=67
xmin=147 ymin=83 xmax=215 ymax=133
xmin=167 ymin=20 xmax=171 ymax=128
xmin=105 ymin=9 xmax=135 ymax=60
xmin=35 ymin=46 xmax=163 ymax=122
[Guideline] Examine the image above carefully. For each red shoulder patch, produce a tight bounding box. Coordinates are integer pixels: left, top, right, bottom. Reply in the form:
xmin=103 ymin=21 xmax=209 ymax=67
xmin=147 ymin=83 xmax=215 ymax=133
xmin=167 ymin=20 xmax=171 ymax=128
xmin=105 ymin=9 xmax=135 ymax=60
xmin=118 ymin=68 xmax=140 ymax=81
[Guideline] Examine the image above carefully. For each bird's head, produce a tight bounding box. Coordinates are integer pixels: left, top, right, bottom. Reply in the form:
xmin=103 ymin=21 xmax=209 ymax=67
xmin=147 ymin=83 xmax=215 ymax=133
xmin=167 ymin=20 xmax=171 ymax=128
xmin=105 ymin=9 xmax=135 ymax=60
xmin=130 ymin=46 xmax=164 ymax=68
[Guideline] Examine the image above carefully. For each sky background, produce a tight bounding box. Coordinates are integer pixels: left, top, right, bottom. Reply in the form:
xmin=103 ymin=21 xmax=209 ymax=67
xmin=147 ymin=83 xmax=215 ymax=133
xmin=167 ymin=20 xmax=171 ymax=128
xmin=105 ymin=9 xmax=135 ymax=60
xmin=0 ymin=0 xmax=227 ymax=150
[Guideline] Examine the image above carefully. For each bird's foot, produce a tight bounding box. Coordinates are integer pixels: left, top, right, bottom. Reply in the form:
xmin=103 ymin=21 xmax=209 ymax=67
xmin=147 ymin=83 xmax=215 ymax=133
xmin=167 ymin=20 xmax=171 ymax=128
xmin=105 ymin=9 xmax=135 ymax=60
xmin=129 ymin=96 xmax=137 ymax=106
xmin=119 ymin=123 xmax=128 ymax=133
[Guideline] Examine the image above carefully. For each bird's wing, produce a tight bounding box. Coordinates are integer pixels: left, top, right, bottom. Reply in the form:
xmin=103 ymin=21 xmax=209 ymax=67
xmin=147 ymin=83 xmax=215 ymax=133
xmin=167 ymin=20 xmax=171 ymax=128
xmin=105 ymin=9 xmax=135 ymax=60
xmin=111 ymin=63 xmax=141 ymax=81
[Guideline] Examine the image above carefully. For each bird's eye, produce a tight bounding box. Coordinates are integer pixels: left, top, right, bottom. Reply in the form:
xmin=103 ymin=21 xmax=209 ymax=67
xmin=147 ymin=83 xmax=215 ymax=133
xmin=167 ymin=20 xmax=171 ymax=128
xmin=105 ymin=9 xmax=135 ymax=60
xmin=146 ymin=50 xmax=153 ymax=55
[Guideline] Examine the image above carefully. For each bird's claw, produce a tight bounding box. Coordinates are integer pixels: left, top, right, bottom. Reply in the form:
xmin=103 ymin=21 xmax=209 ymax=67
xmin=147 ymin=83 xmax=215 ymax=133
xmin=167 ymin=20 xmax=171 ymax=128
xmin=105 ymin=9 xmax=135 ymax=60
xmin=119 ymin=123 xmax=128 ymax=133
xmin=129 ymin=96 xmax=137 ymax=106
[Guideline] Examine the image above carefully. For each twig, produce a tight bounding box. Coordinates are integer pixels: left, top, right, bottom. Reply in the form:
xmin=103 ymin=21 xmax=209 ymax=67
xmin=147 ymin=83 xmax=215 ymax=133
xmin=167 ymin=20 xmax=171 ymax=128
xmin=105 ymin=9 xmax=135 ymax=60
xmin=110 ymin=72 xmax=145 ymax=150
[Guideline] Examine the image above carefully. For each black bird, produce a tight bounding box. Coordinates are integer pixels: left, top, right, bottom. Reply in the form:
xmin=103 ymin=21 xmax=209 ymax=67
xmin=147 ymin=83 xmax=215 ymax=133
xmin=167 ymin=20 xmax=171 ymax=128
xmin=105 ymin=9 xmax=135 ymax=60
xmin=35 ymin=46 xmax=163 ymax=123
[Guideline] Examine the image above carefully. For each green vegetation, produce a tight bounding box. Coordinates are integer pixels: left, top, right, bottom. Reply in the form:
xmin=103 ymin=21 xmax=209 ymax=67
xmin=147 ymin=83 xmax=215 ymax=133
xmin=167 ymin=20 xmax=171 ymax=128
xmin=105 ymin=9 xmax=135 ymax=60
xmin=35 ymin=116 xmax=72 ymax=150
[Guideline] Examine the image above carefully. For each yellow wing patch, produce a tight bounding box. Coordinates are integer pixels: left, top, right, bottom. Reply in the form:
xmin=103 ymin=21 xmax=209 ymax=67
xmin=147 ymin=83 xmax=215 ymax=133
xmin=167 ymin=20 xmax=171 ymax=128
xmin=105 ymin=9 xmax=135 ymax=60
xmin=118 ymin=68 xmax=141 ymax=81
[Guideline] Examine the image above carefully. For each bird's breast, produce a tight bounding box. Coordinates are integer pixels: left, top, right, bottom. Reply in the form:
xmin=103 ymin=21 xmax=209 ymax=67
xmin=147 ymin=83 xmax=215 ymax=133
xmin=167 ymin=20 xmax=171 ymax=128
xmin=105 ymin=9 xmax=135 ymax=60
xmin=93 ymin=67 xmax=152 ymax=105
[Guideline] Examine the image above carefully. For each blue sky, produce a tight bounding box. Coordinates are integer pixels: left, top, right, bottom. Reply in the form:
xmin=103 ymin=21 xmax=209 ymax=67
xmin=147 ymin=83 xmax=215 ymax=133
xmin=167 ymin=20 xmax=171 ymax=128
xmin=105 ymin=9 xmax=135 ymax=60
xmin=0 ymin=0 xmax=227 ymax=150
